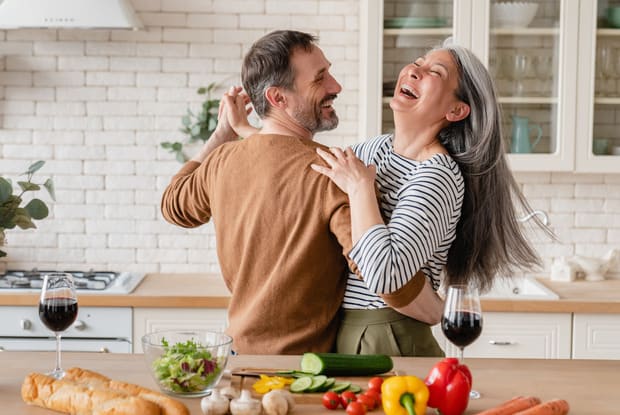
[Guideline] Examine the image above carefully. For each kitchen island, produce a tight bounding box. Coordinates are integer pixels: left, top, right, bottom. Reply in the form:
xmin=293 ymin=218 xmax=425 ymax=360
xmin=1 ymin=351 xmax=617 ymax=414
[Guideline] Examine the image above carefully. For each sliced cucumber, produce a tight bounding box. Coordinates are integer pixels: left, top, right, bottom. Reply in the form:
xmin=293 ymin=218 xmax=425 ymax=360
xmin=322 ymin=377 xmax=336 ymax=391
xmin=289 ymin=376 xmax=313 ymax=393
xmin=308 ymin=375 xmax=328 ymax=392
xmin=348 ymin=384 xmax=362 ymax=394
xmin=329 ymin=381 xmax=351 ymax=393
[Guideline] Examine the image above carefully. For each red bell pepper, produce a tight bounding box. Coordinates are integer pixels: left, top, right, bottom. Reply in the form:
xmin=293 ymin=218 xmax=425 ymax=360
xmin=424 ymin=358 xmax=472 ymax=415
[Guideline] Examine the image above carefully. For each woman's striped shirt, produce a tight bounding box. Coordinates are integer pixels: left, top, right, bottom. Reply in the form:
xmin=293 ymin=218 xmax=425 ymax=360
xmin=343 ymin=133 xmax=464 ymax=309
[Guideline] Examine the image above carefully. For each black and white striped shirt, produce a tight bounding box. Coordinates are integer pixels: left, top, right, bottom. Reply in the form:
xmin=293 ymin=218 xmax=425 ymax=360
xmin=344 ymin=134 xmax=464 ymax=309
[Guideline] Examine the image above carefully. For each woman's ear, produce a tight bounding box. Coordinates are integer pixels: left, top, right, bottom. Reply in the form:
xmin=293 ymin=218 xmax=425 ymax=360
xmin=446 ymin=102 xmax=470 ymax=122
xmin=265 ymin=86 xmax=287 ymax=109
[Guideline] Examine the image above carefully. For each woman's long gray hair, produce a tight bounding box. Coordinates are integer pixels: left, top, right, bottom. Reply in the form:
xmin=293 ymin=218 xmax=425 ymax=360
xmin=437 ymin=42 xmax=553 ymax=292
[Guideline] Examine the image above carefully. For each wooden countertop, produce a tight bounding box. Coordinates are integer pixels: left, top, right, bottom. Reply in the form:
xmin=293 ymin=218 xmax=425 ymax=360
xmin=2 ymin=352 xmax=617 ymax=414
xmin=2 ymin=273 xmax=620 ymax=313
xmin=0 ymin=274 xmax=230 ymax=308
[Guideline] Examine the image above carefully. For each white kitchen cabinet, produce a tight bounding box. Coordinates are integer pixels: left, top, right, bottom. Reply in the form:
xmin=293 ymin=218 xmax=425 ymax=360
xmin=360 ymin=0 xmax=620 ymax=173
xmin=132 ymin=308 xmax=228 ymax=353
xmin=572 ymin=313 xmax=620 ymax=359
xmin=432 ymin=312 xmax=572 ymax=359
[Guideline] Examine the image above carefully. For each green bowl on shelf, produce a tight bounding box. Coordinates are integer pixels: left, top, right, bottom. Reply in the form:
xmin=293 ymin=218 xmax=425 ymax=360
xmin=607 ymin=7 xmax=620 ymax=28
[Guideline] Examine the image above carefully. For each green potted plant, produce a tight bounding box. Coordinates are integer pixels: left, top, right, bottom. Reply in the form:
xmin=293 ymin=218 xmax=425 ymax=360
xmin=0 ymin=160 xmax=55 ymax=258
xmin=160 ymin=83 xmax=221 ymax=163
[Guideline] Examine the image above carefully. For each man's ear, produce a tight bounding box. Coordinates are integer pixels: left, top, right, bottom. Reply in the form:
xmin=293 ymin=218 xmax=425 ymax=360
xmin=265 ymin=86 xmax=287 ymax=109
xmin=446 ymin=102 xmax=470 ymax=122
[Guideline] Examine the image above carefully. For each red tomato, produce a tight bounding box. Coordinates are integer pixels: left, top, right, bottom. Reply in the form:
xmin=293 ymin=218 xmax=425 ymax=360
xmin=322 ymin=391 xmax=340 ymax=410
xmin=340 ymin=391 xmax=357 ymax=409
xmin=357 ymin=393 xmax=376 ymax=411
xmin=346 ymin=401 xmax=367 ymax=415
xmin=367 ymin=377 xmax=384 ymax=392
xmin=364 ymin=388 xmax=381 ymax=404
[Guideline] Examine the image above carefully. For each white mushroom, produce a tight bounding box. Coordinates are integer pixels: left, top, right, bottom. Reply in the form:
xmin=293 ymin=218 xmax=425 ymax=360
xmin=200 ymin=389 xmax=230 ymax=415
xmin=220 ymin=385 xmax=240 ymax=400
xmin=229 ymin=389 xmax=261 ymax=415
xmin=262 ymin=389 xmax=294 ymax=415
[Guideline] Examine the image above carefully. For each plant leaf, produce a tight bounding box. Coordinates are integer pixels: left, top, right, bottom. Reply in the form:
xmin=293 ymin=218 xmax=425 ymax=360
xmin=18 ymin=181 xmax=41 ymax=192
xmin=171 ymin=142 xmax=183 ymax=151
xmin=13 ymin=210 xmax=36 ymax=230
xmin=43 ymin=179 xmax=56 ymax=201
xmin=0 ymin=178 xmax=12 ymax=204
xmin=25 ymin=199 xmax=49 ymax=220
xmin=26 ymin=160 xmax=45 ymax=175
xmin=181 ymin=115 xmax=192 ymax=127
xmin=190 ymin=125 xmax=201 ymax=136
xmin=197 ymin=87 xmax=207 ymax=95
xmin=175 ymin=151 xmax=187 ymax=163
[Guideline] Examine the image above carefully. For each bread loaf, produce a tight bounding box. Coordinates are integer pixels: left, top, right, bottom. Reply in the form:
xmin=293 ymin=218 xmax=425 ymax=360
xmin=21 ymin=372 xmax=162 ymax=415
xmin=65 ymin=367 xmax=189 ymax=415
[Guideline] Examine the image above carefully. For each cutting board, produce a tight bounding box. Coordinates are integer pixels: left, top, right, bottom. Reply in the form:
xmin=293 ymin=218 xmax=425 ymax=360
xmin=229 ymin=367 xmax=400 ymax=404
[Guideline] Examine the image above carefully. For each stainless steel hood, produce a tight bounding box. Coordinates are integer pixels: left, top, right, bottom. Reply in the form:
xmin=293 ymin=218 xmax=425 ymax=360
xmin=0 ymin=0 xmax=143 ymax=30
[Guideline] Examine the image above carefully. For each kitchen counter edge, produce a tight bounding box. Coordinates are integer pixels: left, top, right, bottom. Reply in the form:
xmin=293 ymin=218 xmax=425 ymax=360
xmin=1 ymin=273 xmax=619 ymax=313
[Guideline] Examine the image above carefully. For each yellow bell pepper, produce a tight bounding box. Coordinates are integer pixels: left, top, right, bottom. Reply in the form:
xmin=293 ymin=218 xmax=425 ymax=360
xmin=251 ymin=374 xmax=293 ymax=394
xmin=381 ymin=375 xmax=429 ymax=415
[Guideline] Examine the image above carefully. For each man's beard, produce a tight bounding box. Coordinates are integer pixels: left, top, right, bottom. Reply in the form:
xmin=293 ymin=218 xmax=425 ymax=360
xmin=293 ymin=95 xmax=339 ymax=134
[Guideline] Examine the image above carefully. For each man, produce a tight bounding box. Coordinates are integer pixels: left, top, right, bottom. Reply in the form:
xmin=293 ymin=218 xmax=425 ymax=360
xmin=161 ymin=30 xmax=354 ymax=354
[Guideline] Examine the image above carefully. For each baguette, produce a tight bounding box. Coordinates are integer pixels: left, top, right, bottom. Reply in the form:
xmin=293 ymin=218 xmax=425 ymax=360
xmin=65 ymin=367 xmax=189 ymax=415
xmin=21 ymin=372 xmax=162 ymax=415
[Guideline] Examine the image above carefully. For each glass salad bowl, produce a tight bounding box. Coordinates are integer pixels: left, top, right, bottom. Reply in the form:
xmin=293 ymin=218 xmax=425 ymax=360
xmin=142 ymin=330 xmax=232 ymax=397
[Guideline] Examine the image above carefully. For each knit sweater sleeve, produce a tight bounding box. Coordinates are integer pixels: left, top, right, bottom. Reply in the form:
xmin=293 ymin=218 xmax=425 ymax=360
xmin=160 ymin=160 xmax=213 ymax=228
xmin=348 ymin=164 xmax=463 ymax=294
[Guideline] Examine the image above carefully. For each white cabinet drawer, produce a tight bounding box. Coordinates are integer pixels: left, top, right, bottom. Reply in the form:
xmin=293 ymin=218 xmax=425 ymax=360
xmin=433 ymin=312 xmax=572 ymax=359
xmin=573 ymin=314 xmax=620 ymax=360
xmin=132 ymin=308 xmax=228 ymax=353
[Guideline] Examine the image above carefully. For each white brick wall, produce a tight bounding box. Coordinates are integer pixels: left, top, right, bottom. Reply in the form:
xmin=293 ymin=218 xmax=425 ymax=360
xmin=1 ymin=0 xmax=619 ymax=277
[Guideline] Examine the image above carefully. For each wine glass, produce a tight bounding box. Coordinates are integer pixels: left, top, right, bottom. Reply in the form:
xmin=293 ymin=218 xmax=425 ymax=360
xmin=511 ymin=54 xmax=532 ymax=96
xmin=39 ymin=272 xmax=78 ymax=379
xmin=441 ymin=284 xmax=483 ymax=399
xmin=596 ymin=46 xmax=616 ymax=97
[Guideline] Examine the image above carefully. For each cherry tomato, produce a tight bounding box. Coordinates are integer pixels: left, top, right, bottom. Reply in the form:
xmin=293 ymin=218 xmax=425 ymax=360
xmin=367 ymin=376 xmax=384 ymax=393
xmin=346 ymin=401 xmax=367 ymax=415
xmin=357 ymin=393 xmax=376 ymax=411
xmin=340 ymin=391 xmax=357 ymax=408
xmin=322 ymin=391 xmax=340 ymax=410
xmin=364 ymin=388 xmax=381 ymax=404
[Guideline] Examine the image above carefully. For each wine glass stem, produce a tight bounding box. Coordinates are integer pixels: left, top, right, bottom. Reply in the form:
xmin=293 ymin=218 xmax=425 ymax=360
xmin=54 ymin=333 xmax=62 ymax=373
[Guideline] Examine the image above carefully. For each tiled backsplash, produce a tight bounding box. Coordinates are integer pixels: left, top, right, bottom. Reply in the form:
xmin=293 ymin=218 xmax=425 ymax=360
xmin=1 ymin=0 xmax=618 ymax=277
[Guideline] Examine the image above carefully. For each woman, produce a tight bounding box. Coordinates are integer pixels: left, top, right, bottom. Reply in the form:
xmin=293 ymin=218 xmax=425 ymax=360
xmin=310 ymin=41 xmax=551 ymax=356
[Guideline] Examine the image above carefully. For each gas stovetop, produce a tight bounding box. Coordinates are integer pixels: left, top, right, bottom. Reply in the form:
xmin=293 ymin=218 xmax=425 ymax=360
xmin=0 ymin=269 xmax=146 ymax=294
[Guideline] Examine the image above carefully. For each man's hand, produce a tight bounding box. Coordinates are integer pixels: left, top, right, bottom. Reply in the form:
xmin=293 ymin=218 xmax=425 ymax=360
xmin=191 ymin=86 xmax=255 ymax=163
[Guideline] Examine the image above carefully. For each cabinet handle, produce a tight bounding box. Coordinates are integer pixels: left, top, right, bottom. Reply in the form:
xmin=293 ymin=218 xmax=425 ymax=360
xmin=73 ymin=320 xmax=87 ymax=331
xmin=20 ymin=319 xmax=32 ymax=330
xmin=99 ymin=347 xmax=110 ymax=353
xmin=489 ymin=340 xmax=515 ymax=346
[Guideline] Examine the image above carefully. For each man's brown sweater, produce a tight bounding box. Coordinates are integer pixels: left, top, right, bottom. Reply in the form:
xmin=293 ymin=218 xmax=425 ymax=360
xmin=161 ymin=134 xmax=354 ymax=354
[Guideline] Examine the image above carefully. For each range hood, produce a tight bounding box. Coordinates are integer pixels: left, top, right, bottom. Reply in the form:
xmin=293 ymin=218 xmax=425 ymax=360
xmin=0 ymin=0 xmax=143 ymax=30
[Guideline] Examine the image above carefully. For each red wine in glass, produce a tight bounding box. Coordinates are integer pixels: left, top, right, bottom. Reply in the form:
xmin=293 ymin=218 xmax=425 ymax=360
xmin=441 ymin=285 xmax=483 ymax=399
xmin=441 ymin=310 xmax=483 ymax=348
xmin=39 ymin=272 xmax=78 ymax=379
xmin=39 ymin=298 xmax=78 ymax=332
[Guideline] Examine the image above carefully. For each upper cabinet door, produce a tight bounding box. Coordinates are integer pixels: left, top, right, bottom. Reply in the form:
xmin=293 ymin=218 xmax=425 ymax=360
xmin=472 ymin=0 xmax=579 ymax=171
xmin=360 ymin=0 xmax=462 ymax=138
xmin=575 ymin=0 xmax=620 ymax=172
xmin=360 ymin=1 xmax=619 ymax=173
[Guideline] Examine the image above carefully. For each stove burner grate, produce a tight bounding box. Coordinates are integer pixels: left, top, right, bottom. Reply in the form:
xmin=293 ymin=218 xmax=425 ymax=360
xmin=0 ymin=269 xmax=120 ymax=290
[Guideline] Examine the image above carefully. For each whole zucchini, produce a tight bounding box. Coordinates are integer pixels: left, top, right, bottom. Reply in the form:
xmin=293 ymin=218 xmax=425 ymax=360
xmin=300 ymin=352 xmax=393 ymax=376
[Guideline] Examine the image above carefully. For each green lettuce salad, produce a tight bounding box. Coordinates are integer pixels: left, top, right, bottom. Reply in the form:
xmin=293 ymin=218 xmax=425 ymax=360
xmin=152 ymin=337 xmax=224 ymax=393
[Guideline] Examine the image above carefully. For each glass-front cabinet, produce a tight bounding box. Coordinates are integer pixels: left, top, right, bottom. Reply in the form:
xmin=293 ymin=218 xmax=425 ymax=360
xmin=360 ymin=0 xmax=620 ymax=172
